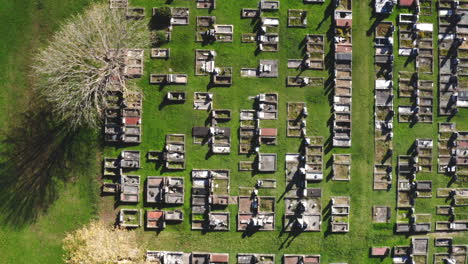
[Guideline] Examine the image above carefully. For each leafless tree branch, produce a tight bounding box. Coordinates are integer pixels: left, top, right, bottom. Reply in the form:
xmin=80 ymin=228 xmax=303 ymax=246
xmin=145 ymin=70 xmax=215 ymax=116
xmin=33 ymin=4 xmax=148 ymax=130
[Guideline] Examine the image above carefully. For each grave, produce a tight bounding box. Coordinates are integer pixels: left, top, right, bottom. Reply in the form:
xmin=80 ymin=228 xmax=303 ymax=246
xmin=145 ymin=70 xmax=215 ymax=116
xmin=194 ymin=92 xmax=213 ymax=110
xmin=332 ymin=154 xmax=351 ymax=181
xmin=126 ymin=7 xmax=145 ymax=19
xmin=120 ymin=174 xmax=140 ymax=203
xmin=151 ymin=48 xmax=170 ymax=59
xmin=119 ymin=209 xmax=141 ymax=228
xmin=372 ymin=206 xmax=391 ymax=223
xmin=237 ymin=254 xmax=274 ymax=264
xmin=258 ymin=153 xmax=277 ymax=172
xmin=258 ymin=60 xmax=279 ymax=77
xmin=283 ymin=255 xmax=320 ymax=264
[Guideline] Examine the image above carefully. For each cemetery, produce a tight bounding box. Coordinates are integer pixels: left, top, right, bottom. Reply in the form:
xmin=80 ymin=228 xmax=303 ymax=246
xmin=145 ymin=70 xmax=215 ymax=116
xmin=7 ymin=0 xmax=468 ymax=261
xmin=98 ymin=0 xmax=468 ymax=262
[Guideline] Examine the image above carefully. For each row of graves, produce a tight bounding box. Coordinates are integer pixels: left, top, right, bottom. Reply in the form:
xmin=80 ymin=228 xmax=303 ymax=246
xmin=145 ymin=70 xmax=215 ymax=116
xmin=123 ymin=4 xmax=220 ymax=23
xmin=282 ymin=77 xmax=325 ymax=232
xmin=147 ymin=7 xmax=188 ymax=85
xmin=332 ymin=154 xmax=351 ymax=181
xmin=397 ymin=13 xmax=435 ymax=123
xmin=148 ymin=6 xmax=192 ymax=45
xmin=333 ymin=0 xmax=353 ymax=148
xmin=102 ymin=150 xmax=141 ymax=200
xmin=102 ymin=150 xmax=186 ymax=229
xmin=110 ymin=0 xmax=158 ymax=15
xmin=374 ymin=22 xmax=395 ymax=191
xmin=287 ymin=102 xmax=308 ymax=137
xmin=147 ymin=7 xmax=185 ymax=70
xmin=150 ymin=73 xmax=188 ymax=85
xmin=193 ymin=126 xmax=231 ymax=154
xmin=147 ymin=134 xmax=186 ymax=170
xmin=433 ymin=239 xmax=468 ymax=264
xmin=195 ymin=49 xmax=233 ymax=86
xmin=144 ymin=176 xmax=184 ymax=230
xmin=438 ymin=0 xmax=468 ymax=116
xmin=141 ymin=6 xmax=191 ymax=59
xmin=241 ymin=59 xmax=279 ymax=78
xmin=395 ymin=237 xmax=430 ymax=264
xmin=287 ymin=35 xmax=326 ymax=72
xmin=196 ymin=0 xmax=216 ymax=10
xmin=190 ymin=80 xmax=232 ymax=154
xmin=284 ymin=188 xmax=322 ymax=232
xmin=119 ymin=182 xmax=185 ymax=229
xmin=109 ymin=0 xmax=127 ymax=9
xmin=146 ymin=251 xmax=228 ymax=264
xmin=329 ymin=196 xmax=350 ymax=233
xmin=191 ymin=169 xmax=231 ymax=231
xmin=196 ymin=16 xmax=234 ymax=43
xmin=437 ymin=122 xmax=468 ymax=179
xmin=284 ymin=134 xmax=324 ymax=232
xmin=396 ymin=139 xmax=435 ymax=233
xmin=240 ymin=1 xmax=281 ymax=52
xmin=238 ymin=93 xmax=279 ymax=172
xmin=104 ymin=49 xmax=144 ymax=144
xmin=145 ymin=252 xmax=333 ymax=264
xmin=374 ymin=0 xmax=436 ymax=15
xmin=435 ymin=187 xmax=468 ymax=232
xmin=285 ymin=137 xmax=324 ymax=184
xmin=436 ymin=122 xmax=468 ymax=232
xmin=397 ymin=72 xmax=434 ymax=123
xmin=378 ymin=237 xmax=468 ymax=264
xmin=284 ymin=34 xmax=325 ymax=88
xmin=282 ymin=34 xmax=327 ymax=234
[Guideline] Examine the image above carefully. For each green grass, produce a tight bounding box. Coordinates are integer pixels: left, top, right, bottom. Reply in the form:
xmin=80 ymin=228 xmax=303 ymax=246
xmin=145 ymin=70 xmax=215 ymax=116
xmin=0 ymin=0 xmax=98 ymax=263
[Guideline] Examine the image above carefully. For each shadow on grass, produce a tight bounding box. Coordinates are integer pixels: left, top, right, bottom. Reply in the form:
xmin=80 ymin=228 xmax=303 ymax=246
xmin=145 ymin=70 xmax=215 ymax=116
xmin=324 ymin=20 xmax=335 ymax=155
xmin=316 ymin=0 xmax=334 ymax=30
xmin=278 ymin=221 xmax=302 ymax=249
xmin=0 ymin=104 xmax=98 ymax=228
xmin=148 ymin=11 xmax=171 ymax=31
xmin=158 ymin=97 xmax=185 ymax=110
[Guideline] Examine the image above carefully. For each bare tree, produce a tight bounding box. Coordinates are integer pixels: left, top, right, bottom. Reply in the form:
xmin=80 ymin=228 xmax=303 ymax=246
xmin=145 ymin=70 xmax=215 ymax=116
xmin=63 ymin=221 xmax=144 ymax=264
xmin=33 ymin=4 xmax=149 ymax=130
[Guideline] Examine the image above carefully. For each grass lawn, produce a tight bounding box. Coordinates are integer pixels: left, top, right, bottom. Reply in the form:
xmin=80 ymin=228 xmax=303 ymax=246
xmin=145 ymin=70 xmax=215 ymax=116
xmin=0 ymin=1 xmax=98 ymax=263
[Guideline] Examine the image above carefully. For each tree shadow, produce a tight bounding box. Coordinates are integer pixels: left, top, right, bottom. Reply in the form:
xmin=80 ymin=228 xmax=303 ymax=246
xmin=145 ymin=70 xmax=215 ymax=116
xmin=316 ymin=0 xmax=334 ymax=30
xmin=148 ymin=10 xmax=171 ymax=31
xmin=0 ymin=104 xmax=97 ymax=228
